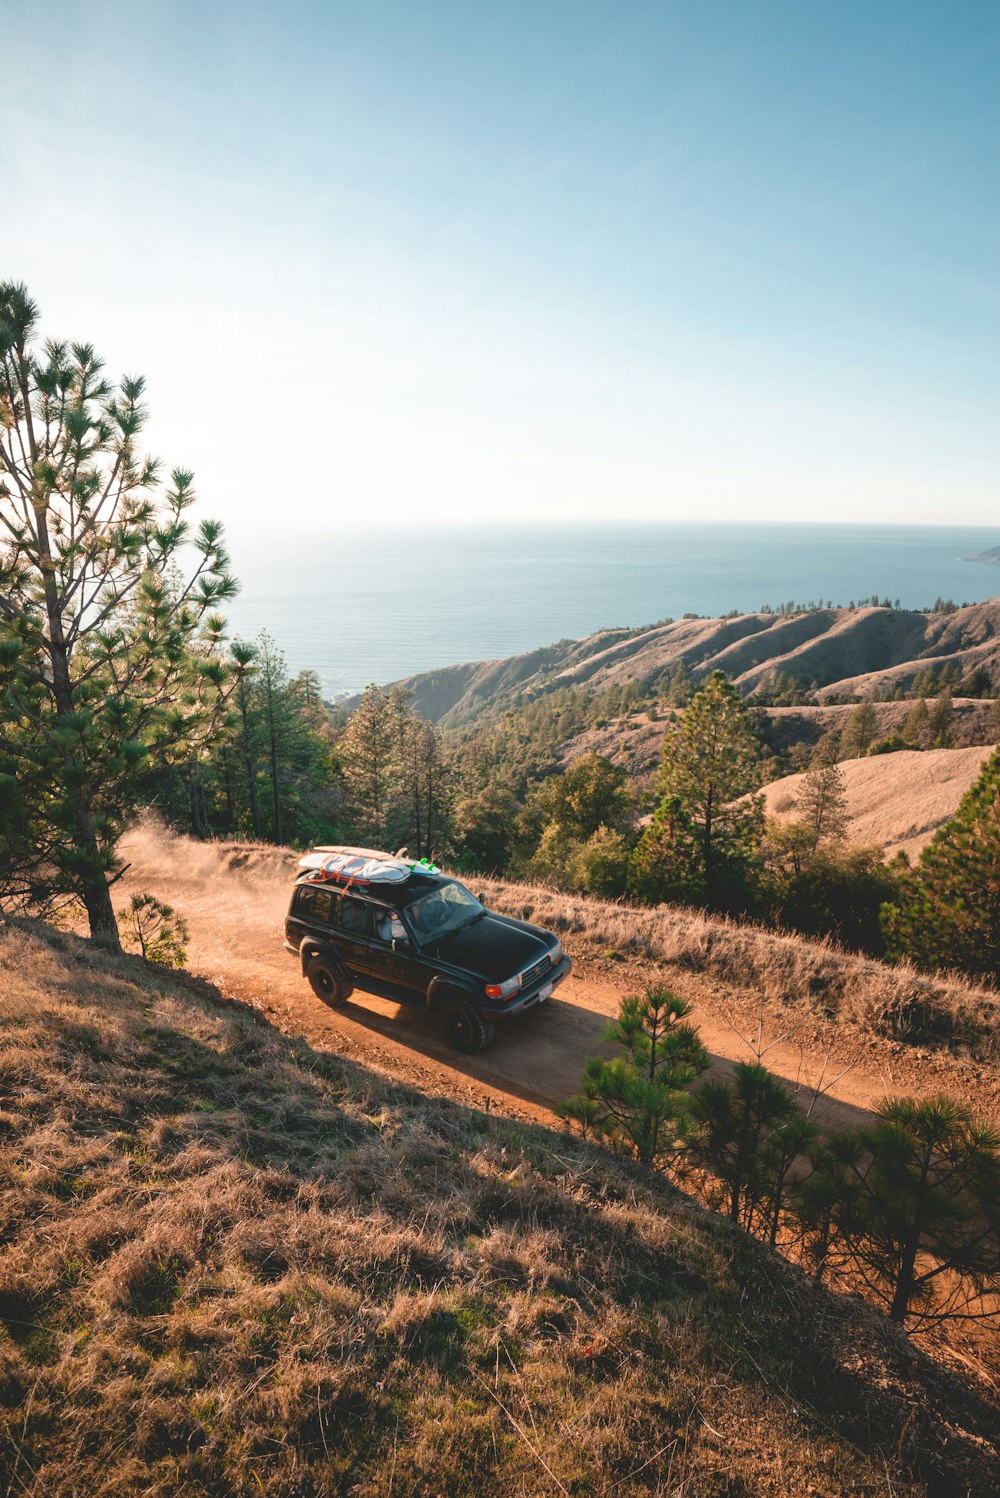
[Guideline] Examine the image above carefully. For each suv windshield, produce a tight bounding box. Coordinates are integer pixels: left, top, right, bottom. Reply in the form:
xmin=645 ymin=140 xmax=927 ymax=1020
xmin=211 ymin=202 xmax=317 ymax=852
xmin=407 ymin=881 xmax=483 ymax=942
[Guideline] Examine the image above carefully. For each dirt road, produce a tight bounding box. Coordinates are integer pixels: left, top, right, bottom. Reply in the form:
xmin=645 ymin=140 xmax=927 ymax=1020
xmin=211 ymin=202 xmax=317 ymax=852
xmin=119 ymin=826 xmax=995 ymax=1132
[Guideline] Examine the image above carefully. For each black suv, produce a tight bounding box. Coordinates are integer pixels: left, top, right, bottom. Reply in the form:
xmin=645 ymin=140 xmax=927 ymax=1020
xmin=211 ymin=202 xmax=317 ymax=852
xmin=284 ymin=852 xmax=571 ymax=1052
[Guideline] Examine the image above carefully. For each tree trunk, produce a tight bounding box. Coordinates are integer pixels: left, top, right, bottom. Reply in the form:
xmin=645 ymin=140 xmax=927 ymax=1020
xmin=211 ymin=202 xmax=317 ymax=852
xmin=812 ymin=1213 xmax=831 ymax=1284
xmin=247 ymin=765 xmax=261 ymax=841
xmin=237 ymin=684 xmax=261 ymax=839
xmin=730 ymin=1091 xmax=753 ymax=1223
xmin=269 ymin=733 xmax=283 ymax=845
xmin=222 ymin=758 xmax=235 ymax=833
xmin=189 ymin=773 xmax=208 ymax=838
xmin=769 ymin=1164 xmax=788 ymax=1248
xmin=888 ymin=1150 xmax=932 ymax=1323
xmin=426 ymin=755 xmax=436 ymax=861
xmin=36 ymin=505 xmax=121 ymax=950
xmin=75 ymin=800 xmax=121 ymax=949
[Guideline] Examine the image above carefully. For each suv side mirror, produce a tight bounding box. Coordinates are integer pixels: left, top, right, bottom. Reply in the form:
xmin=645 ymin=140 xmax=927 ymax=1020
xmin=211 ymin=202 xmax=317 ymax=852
xmin=476 ymin=892 xmax=486 ymax=906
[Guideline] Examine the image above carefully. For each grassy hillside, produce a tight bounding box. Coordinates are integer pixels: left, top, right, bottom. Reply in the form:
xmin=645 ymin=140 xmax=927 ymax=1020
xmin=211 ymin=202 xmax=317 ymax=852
xmin=2 ymin=919 xmax=998 ymax=1496
xmin=386 ymin=601 xmax=1000 ymax=726
xmin=759 ymin=745 xmax=994 ymax=858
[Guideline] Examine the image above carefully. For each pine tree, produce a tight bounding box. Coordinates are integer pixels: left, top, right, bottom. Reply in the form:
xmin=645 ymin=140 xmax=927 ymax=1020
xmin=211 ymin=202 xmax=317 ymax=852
xmin=117 ymin=892 xmax=190 ymax=968
xmin=628 ymin=793 xmax=703 ymax=904
xmin=811 ymin=727 xmax=842 ymax=765
xmin=824 ymin=1095 xmax=1000 ymax=1325
xmin=630 ymin=671 xmax=763 ymax=909
xmin=336 ymin=684 xmax=403 ymax=844
xmin=987 ymin=697 xmax=1000 ymax=743
xmin=561 ymin=988 xmax=709 ymax=1166
xmin=147 ymin=643 xmax=337 ymax=846
xmin=691 ymin=1062 xmax=800 ymax=1229
xmin=794 ymin=759 xmax=849 ymax=855
xmin=231 ymin=641 xmax=264 ymax=839
xmin=397 ymin=713 xmax=454 ymax=859
xmin=881 ymin=747 xmax=1000 ymax=979
xmin=901 ymin=698 xmax=931 ymax=749
xmin=928 ymin=687 xmax=953 ymax=748
xmin=0 ymin=283 xmax=235 ymax=947
xmin=531 ymin=753 xmax=630 ymax=843
xmin=662 ymin=659 xmax=695 ymax=706
xmin=256 ymin=633 xmax=287 ymax=844
xmin=839 ymin=700 xmax=878 ymax=759
xmin=792 ymin=1131 xmax=867 ymax=1284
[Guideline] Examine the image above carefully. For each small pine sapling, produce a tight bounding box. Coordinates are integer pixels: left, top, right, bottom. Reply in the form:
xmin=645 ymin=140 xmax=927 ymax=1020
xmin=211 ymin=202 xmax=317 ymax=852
xmin=118 ymin=893 xmax=190 ymax=969
xmin=561 ymin=987 xmax=709 ymax=1167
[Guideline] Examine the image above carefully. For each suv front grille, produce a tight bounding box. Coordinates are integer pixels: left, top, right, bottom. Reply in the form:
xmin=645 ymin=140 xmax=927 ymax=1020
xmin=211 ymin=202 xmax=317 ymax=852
xmin=521 ymin=956 xmax=551 ymax=989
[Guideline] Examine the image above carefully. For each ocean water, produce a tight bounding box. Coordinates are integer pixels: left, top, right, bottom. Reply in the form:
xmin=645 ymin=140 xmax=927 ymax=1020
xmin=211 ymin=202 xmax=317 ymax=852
xmin=224 ymin=523 xmax=1000 ymax=699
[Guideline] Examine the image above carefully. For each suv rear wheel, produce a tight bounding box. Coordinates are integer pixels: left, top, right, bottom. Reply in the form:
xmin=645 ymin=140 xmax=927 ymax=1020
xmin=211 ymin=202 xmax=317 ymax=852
xmin=306 ymin=955 xmax=353 ymax=1008
xmin=436 ymin=993 xmax=494 ymax=1054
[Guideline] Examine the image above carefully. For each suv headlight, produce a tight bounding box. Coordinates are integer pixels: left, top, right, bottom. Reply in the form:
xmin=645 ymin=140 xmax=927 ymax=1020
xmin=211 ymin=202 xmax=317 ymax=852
xmin=485 ymin=975 xmax=522 ymax=1000
xmin=549 ymin=941 xmax=563 ymax=966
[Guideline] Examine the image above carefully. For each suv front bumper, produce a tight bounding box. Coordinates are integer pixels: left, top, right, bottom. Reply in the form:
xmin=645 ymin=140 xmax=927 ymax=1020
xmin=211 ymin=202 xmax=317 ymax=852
xmin=484 ymin=955 xmax=572 ymax=1020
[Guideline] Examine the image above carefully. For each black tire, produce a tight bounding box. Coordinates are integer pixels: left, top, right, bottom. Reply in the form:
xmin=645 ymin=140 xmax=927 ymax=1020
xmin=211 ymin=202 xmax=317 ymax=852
xmin=306 ymin=955 xmax=353 ymax=1008
xmin=436 ymin=993 xmax=494 ymax=1054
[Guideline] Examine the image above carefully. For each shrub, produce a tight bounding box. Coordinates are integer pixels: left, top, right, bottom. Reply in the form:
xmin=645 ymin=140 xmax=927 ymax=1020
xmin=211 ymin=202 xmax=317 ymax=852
xmin=561 ymin=988 xmax=708 ymax=1165
xmin=117 ymin=893 xmax=190 ymax=968
xmin=775 ymin=845 xmax=902 ymax=956
xmin=567 ymin=825 xmax=632 ymax=899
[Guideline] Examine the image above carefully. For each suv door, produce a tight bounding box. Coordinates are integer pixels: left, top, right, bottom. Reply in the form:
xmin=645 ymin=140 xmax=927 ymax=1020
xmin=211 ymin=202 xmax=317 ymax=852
xmin=337 ymin=895 xmax=423 ymax=1006
xmin=365 ymin=907 xmax=428 ymax=1007
xmin=335 ymin=894 xmax=374 ymax=978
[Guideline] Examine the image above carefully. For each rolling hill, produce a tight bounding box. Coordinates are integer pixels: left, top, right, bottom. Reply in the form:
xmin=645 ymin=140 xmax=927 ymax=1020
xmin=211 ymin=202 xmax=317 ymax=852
xmin=387 ymin=600 xmax=1000 ymax=727
xmin=758 ymin=745 xmax=994 ymax=858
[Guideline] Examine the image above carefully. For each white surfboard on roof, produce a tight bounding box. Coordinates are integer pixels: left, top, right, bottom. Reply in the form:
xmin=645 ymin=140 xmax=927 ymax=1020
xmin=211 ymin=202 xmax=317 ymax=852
xmin=297 ymin=845 xmax=439 ymax=885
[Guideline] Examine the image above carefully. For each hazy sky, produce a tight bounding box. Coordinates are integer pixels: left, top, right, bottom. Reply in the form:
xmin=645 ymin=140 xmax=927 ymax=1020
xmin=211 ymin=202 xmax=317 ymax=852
xmin=5 ymin=1 xmax=999 ymax=532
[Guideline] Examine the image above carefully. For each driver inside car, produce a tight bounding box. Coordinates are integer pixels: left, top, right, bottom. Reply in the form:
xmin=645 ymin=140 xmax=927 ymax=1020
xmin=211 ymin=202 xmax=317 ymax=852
xmin=376 ymin=911 xmax=407 ymax=944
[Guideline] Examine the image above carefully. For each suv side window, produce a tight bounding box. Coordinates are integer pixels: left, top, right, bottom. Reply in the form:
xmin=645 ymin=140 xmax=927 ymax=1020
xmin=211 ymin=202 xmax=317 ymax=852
xmin=373 ymin=909 xmax=409 ymax=945
xmin=295 ymin=884 xmax=334 ymax=924
xmin=340 ymin=897 xmax=371 ymax=936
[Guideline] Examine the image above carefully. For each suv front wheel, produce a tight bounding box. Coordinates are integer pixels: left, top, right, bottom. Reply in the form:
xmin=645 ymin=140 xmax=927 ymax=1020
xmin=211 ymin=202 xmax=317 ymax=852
xmin=306 ymin=955 xmax=353 ymax=1008
xmin=436 ymin=993 xmax=494 ymax=1054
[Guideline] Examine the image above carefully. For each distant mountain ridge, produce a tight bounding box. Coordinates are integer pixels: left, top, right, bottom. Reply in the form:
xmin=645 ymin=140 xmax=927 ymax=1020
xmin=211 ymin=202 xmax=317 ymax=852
xmin=387 ymin=599 xmax=1000 ymax=726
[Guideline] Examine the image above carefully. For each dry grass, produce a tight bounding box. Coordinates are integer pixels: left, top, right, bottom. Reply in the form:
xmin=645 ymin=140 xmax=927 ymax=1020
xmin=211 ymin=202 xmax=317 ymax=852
xmin=759 ymin=745 xmax=994 ymax=858
xmin=478 ymin=878 xmax=1000 ymax=1059
xmin=2 ymin=919 xmax=998 ymax=1496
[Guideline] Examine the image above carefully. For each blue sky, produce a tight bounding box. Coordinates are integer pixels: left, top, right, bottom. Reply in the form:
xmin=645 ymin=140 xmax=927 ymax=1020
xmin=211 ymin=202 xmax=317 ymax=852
xmin=5 ymin=0 xmax=999 ymax=531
